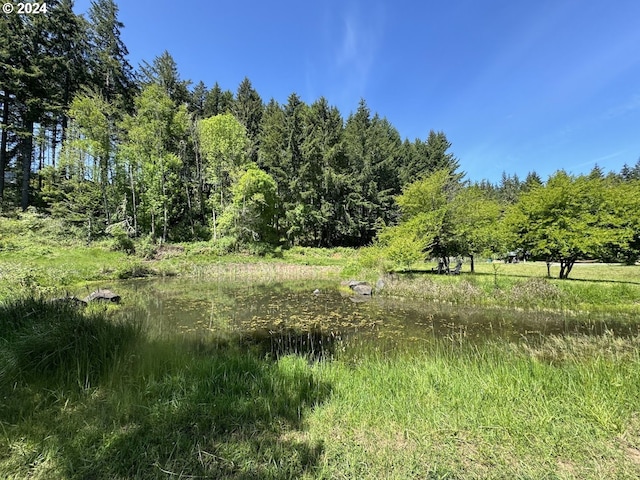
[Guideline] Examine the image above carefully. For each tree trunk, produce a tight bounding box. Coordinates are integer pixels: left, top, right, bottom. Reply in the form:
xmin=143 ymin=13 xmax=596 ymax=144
xmin=51 ymin=121 xmax=58 ymax=168
xmin=129 ymin=164 xmax=137 ymax=236
xmin=162 ymin=174 xmax=168 ymax=243
xmin=212 ymin=207 xmax=217 ymax=240
xmin=470 ymin=254 xmax=475 ymax=273
xmin=21 ymin=120 xmax=34 ymax=210
xmin=37 ymin=127 xmax=45 ymax=191
xmin=100 ymin=154 xmax=110 ymax=226
xmin=185 ymin=183 xmax=194 ymax=236
xmin=0 ymin=90 xmax=9 ymax=199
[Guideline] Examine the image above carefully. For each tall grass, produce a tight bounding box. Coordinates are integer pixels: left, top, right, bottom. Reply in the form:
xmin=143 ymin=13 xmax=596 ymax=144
xmin=0 ymin=296 xmax=141 ymax=388
xmin=309 ymin=335 xmax=640 ymax=479
xmin=378 ymin=266 xmax=640 ymax=315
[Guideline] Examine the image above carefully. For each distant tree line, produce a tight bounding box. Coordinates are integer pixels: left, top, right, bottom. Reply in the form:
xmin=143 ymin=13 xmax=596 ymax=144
xmin=1 ymin=0 xmax=639 ymax=258
xmin=377 ymin=166 xmax=640 ymax=278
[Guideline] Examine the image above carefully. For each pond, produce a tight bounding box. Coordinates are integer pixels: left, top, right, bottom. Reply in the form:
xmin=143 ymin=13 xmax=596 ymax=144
xmin=111 ymin=277 xmax=639 ymax=357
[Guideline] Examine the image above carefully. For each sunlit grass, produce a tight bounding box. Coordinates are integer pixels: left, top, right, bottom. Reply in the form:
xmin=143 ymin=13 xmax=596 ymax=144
xmin=374 ymin=261 xmax=640 ymax=315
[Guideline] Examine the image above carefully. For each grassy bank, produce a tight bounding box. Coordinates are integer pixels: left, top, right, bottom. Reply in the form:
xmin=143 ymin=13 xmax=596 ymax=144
xmin=0 ymin=213 xmax=346 ymax=299
xmin=1 ymin=297 xmax=640 ymax=478
xmin=369 ymin=261 xmax=640 ymax=316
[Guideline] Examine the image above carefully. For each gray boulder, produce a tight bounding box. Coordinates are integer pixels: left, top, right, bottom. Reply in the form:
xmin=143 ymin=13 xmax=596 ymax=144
xmin=351 ymin=283 xmax=372 ymax=296
xmin=83 ymin=289 xmax=121 ymax=304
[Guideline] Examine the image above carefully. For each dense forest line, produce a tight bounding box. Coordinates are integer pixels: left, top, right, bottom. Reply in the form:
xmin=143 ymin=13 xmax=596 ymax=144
xmin=1 ymin=0 xmax=640 ymax=260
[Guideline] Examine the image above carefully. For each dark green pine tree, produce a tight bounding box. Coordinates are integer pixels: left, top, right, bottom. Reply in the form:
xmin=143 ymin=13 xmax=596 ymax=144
xmin=41 ymin=0 xmax=90 ymax=166
xmin=299 ymin=97 xmax=346 ymax=246
xmin=1 ymin=9 xmax=56 ymax=209
xmin=400 ymin=130 xmax=460 ymax=185
xmin=497 ymin=172 xmax=522 ymax=204
xmin=87 ymin=0 xmax=136 ymax=109
xmin=522 ymin=171 xmax=543 ymax=192
xmin=343 ymin=100 xmax=404 ymax=245
xmin=281 ymin=93 xmax=308 ymax=244
xmin=0 ymin=12 xmax=26 ymax=200
xmin=189 ymin=81 xmax=208 ymax=118
xmin=203 ymin=82 xmax=233 ymax=118
xmin=233 ymin=77 xmax=263 ymax=163
xmin=366 ymin=115 xmax=403 ymax=226
xmin=139 ymin=50 xmax=191 ymax=106
xmin=257 ymin=98 xmax=287 ymax=239
xmin=343 ymin=99 xmax=373 ymax=243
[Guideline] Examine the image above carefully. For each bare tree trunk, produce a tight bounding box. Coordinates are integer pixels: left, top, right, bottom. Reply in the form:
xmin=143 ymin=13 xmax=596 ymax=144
xmin=130 ymin=164 xmax=137 ymax=236
xmin=0 ymin=90 xmax=9 ymax=199
xmin=212 ymin=207 xmax=217 ymax=241
xmin=162 ymin=174 xmax=168 ymax=243
xmin=100 ymin=154 xmax=110 ymax=226
xmin=185 ymin=183 xmax=194 ymax=236
xmin=21 ymin=120 xmax=34 ymax=210
xmin=38 ymin=126 xmax=45 ymax=191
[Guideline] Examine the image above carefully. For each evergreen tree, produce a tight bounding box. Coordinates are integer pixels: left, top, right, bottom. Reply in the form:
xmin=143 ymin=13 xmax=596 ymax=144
xmin=203 ymin=82 xmax=233 ymax=118
xmin=189 ymin=81 xmax=208 ymax=117
xmin=522 ymin=171 xmax=543 ymax=192
xmin=400 ymin=130 xmax=460 ymax=184
xmin=233 ymin=77 xmax=263 ymax=163
xmin=87 ymin=0 xmax=135 ymax=109
xmin=299 ymin=97 xmax=346 ymax=246
xmin=139 ymin=50 xmax=191 ymax=106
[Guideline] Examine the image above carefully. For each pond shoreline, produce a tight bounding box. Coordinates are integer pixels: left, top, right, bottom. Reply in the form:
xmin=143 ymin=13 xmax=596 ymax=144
xmin=2 ymin=239 xmax=640 ymax=316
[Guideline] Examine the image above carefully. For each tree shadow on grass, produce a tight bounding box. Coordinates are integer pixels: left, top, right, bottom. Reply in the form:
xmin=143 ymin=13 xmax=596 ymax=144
xmin=397 ymin=267 xmax=640 ymax=286
xmin=0 ymin=315 xmax=333 ymax=479
xmin=467 ymin=270 xmax=640 ymax=286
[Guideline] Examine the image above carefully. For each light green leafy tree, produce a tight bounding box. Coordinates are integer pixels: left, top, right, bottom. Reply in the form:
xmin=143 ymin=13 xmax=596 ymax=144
xmin=198 ymin=113 xmax=249 ymax=239
xmin=379 ymin=169 xmax=457 ymax=270
xmin=120 ymin=84 xmax=188 ymax=241
xmin=505 ymin=171 xmax=632 ymax=279
xmin=449 ymin=185 xmax=503 ymax=272
xmin=218 ymin=165 xmax=277 ymax=244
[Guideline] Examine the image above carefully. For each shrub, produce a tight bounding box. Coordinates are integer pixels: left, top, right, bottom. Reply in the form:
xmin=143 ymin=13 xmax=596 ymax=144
xmin=116 ymin=262 xmax=156 ymax=279
xmin=108 ymin=225 xmax=135 ymax=255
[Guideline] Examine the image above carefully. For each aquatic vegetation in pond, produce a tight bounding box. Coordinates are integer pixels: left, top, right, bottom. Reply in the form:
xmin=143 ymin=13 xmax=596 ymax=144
xmin=113 ymin=277 xmax=640 ymax=353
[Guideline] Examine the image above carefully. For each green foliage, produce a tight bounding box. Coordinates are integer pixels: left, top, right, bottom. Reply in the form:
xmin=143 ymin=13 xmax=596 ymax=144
xmin=219 ymin=165 xmax=277 ymax=244
xmin=108 ymin=225 xmax=135 ymax=254
xmin=120 ymin=84 xmax=189 ymax=241
xmin=505 ymin=171 xmax=635 ymax=278
xmin=198 ymin=112 xmax=249 ymax=184
xmin=115 ymin=261 xmax=156 ymax=279
xmin=382 ymin=169 xmax=460 ymax=265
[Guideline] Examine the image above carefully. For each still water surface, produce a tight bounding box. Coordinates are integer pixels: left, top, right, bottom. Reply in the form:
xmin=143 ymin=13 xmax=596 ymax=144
xmin=116 ymin=277 xmax=638 ymax=350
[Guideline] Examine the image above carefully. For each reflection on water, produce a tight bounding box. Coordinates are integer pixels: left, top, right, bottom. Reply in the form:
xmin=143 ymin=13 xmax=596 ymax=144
xmin=115 ymin=277 xmax=639 ymax=351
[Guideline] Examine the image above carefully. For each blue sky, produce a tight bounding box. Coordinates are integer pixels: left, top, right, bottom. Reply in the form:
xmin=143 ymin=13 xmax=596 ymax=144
xmin=73 ymin=0 xmax=640 ymax=183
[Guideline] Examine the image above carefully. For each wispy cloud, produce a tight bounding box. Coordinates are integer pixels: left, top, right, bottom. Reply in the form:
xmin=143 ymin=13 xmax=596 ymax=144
xmin=331 ymin=3 xmax=385 ymax=104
